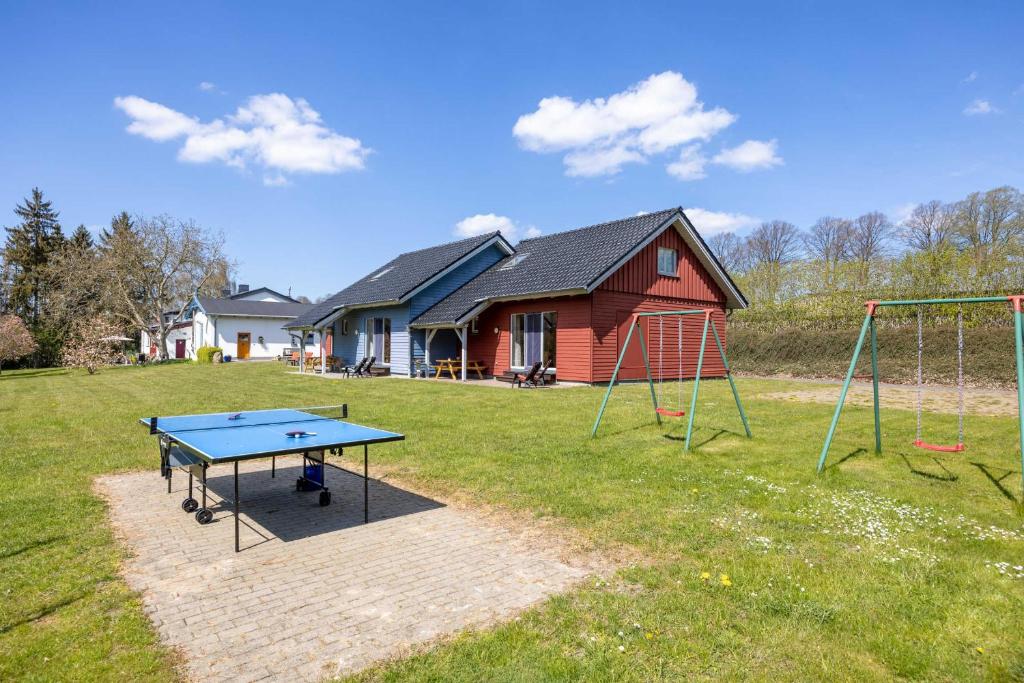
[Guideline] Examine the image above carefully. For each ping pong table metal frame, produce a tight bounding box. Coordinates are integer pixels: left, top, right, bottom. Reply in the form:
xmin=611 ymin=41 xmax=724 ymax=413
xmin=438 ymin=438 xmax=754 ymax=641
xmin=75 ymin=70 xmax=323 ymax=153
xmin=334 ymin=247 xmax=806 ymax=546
xmin=146 ymin=404 xmax=405 ymax=552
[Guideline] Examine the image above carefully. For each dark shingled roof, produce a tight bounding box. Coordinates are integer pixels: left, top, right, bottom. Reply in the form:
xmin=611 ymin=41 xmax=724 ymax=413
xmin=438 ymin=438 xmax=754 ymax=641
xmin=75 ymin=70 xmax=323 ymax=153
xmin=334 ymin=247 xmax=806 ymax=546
xmin=197 ymin=297 xmax=312 ymax=318
xmin=412 ymin=208 xmax=745 ymax=326
xmin=288 ymin=232 xmax=504 ymax=328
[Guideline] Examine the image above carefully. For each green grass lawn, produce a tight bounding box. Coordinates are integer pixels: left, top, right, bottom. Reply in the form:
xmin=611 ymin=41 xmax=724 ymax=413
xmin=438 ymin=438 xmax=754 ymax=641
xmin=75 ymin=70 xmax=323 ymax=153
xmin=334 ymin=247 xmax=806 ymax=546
xmin=1 ymin=362 xmax=1022 ymax=681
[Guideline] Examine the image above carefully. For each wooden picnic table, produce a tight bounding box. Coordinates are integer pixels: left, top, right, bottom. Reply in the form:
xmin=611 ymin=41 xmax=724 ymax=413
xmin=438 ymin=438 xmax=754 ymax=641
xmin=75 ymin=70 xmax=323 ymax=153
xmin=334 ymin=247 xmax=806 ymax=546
xmin=432 ymin=358 xmax=489 ymax=380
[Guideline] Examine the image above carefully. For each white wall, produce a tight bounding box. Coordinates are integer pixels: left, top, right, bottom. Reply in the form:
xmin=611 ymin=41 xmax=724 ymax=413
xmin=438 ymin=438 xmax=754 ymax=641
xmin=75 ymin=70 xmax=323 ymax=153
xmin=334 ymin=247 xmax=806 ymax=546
xmin=212 ymin=315 xmax=315 ymax=360
xmin=140 ymin=325 xmax=193 ymax=359
xmin=233 ymin=290 xmax=293 ymax=303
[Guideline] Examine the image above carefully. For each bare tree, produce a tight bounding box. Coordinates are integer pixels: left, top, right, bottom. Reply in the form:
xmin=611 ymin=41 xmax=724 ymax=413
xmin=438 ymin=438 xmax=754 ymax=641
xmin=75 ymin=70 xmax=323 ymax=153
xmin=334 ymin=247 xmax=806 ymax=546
xmin=804 ymin=216 xmax=851 ymax=287
xmin=901 ymin=201 xmax=954 ymax=251
xmin=952 ymin=186 xmax=1024 ymax=277
xmin=745 ymin=220 xmax=803 ymax=268
xmin=707 ymin=232 xmax=748 ymax=273
xmin=0 ymin=313 xmax=36 ymax=374
xmin=848 ymin=211 xmax=893 ymax=283
xmin=103 ymin=215 xmax=230 ymax=360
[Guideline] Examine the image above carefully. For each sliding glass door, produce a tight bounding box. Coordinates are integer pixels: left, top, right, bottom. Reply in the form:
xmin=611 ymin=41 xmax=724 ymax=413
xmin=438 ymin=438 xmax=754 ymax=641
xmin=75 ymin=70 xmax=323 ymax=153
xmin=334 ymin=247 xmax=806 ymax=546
xmin=510 ymin=312 xmax=557 ymax=368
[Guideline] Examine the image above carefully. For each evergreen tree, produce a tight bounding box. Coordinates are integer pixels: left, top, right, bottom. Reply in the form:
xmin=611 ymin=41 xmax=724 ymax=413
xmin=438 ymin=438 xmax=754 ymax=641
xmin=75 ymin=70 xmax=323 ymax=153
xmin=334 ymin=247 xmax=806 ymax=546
xmin=1 ymin=188 xmax=64 ymax=325
xmin=69 ymin=224 xmax=95 ymax=254
xmin=100 ymin=211 xmax=134 ymax=250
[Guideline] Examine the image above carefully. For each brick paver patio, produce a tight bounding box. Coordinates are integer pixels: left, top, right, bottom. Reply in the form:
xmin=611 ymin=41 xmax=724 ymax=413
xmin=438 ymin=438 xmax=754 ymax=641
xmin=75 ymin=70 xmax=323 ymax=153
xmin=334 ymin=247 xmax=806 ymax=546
xmin=96 ymin=458 xmax=591 ymax=682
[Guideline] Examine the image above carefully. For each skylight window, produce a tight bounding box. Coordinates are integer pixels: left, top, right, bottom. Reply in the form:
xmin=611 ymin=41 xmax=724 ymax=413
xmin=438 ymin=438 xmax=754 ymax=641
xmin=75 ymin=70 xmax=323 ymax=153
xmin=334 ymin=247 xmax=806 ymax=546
xmin=370 ymin=266 xmax=394 ymax=281
xmin=500 ymin=253 xmax=530 ymax=270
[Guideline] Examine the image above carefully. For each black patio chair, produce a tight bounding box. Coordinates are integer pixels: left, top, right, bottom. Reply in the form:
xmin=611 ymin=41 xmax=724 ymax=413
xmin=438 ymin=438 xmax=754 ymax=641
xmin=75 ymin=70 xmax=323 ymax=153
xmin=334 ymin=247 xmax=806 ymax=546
xmin=512 ymin=361 xmax=543 ymax=388
xmin=535 ymin=358 xmax=555 ymax=386
xmin=346 ymin=357 xmax=368 ymax=377
xmin=358 ymin=356 xmax=376 ymax=377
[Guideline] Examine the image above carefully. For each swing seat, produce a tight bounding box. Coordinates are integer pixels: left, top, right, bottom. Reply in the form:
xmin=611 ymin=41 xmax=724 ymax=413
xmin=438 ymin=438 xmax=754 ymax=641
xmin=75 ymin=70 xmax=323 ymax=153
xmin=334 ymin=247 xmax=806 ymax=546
xmin=655 ymin=407 xmax=686 ymax=417
xmin=912 ymin=439 xmax=965 ymax=453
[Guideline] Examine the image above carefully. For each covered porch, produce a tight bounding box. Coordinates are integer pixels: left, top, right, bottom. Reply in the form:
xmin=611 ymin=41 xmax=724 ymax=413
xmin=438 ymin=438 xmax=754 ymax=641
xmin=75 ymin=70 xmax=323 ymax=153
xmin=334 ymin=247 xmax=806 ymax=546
xmin=414 ymin=324 xmax=485 ymax=382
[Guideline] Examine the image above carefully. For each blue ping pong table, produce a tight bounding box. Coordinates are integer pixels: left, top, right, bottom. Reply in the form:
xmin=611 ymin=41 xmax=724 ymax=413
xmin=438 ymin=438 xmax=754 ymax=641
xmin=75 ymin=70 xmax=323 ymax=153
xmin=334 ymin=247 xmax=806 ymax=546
xmin=140 ymin=405 xmax=404 ymax=552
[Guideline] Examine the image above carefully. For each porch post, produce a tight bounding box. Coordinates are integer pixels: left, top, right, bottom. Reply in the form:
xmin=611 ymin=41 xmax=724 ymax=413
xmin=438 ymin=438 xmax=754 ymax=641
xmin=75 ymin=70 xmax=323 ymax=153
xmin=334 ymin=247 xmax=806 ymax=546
xmin=319 ymin=326 xmax=326 ymax=375
xmin=425 ymin=329 xmax=436 ymax=377
xmin=459 ymin=326 xmax=468 ymax=381
xmin=298 ymin=330 xmax=305 ymax=374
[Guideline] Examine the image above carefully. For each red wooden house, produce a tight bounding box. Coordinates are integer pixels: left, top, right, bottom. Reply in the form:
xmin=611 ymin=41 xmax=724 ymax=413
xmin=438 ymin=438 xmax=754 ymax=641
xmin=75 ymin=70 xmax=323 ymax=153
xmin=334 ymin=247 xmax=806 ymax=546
xmin=412 ymin=208 xmax=747 ymax=383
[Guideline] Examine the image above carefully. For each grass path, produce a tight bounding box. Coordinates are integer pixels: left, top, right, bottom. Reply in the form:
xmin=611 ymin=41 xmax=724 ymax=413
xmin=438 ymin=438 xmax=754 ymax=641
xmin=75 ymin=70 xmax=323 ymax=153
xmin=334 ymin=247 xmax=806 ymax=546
xmin=1 ymin=362 xmax=1022 ymax=681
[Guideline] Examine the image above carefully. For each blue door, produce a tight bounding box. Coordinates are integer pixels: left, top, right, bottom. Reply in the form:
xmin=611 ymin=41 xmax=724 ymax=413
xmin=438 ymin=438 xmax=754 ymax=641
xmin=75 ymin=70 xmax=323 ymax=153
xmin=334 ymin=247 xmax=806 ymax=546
xmin=525 ymin=313 xmax=542 ymax=366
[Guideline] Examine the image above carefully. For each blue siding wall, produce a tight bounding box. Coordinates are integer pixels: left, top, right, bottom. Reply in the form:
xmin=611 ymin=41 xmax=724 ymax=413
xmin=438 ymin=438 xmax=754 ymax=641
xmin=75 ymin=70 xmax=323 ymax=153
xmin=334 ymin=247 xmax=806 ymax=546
xmin=408 ymin=244 xmax=506 ymax=365
xmin=331 ymin=304 xmax=412 ymax=375
xmin=327 ymin=242 xmax=506 ymax=376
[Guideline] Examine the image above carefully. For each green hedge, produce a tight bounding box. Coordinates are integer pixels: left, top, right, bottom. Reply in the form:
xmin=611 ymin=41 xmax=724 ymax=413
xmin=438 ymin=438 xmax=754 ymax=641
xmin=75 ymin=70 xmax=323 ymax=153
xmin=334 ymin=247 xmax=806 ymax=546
xmin=195 ymin=346 xmax=223 ymax=364
xmin=729 ymin=325 xmax=1018 ymax=389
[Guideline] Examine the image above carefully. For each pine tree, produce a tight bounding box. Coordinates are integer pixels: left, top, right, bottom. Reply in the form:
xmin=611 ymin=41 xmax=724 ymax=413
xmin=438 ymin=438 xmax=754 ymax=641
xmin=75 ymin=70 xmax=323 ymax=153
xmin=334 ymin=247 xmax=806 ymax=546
xmin=69 ymin=224 xmax=95 ymax=254
xmin=100 ymin=211 xmax=134 ymax=250
xmin=2 ymin=188 xmax=64 ymax=325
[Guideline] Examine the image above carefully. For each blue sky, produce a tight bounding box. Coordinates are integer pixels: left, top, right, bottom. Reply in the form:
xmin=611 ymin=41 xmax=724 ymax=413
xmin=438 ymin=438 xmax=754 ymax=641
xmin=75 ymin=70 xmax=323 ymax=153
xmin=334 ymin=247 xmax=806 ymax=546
xmin=1 ymin=2 xmax=1021 ymax=300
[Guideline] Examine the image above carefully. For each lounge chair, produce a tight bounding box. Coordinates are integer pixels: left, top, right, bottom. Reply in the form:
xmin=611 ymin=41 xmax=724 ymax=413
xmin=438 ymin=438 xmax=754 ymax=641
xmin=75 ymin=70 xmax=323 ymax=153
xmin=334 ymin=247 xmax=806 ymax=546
xmin=535 ymin=358 xmax=555 ymax=386
xmin=346 ymin=357 xmax=368 ymax=377
xmin=357 ymin=356 xmax=376 ymax=377
xmin=512 ymin=361 xmax=543 ymax=388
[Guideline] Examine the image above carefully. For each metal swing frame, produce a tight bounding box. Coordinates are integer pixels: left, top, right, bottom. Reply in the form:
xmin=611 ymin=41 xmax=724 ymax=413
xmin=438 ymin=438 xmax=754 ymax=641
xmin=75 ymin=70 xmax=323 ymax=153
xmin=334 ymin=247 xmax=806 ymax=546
xmin=591 ymin=309 xmax=752 ymax=451
xmin=816 ymin=295 xmax=1024 ymax=500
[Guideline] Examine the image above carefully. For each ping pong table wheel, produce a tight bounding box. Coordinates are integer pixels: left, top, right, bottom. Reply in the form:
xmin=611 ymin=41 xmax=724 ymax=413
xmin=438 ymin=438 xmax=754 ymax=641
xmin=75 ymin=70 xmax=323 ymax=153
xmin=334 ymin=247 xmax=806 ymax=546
xmin=319 ymin=490 xmax=331 ymax=507
xmin=296 ymin=477 xmax=304 ymax=492
xmin=195 ymin=508 xmax=213 ymax=524
xmin=182 ymin=498 xmax=199 ymax=513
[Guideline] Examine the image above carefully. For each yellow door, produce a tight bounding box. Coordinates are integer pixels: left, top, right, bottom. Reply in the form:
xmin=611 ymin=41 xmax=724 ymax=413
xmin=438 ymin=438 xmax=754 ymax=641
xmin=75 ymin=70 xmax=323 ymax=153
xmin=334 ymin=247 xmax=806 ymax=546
xmin=237 ymin=333 xmax=250 ymax=360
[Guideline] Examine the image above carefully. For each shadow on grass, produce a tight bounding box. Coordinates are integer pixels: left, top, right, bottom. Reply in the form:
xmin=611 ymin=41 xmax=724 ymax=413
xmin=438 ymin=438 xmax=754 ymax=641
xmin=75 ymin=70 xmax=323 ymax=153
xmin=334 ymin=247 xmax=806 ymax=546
xmin=0 ymin=369 xmax=69 ymax=380
xmin=0 ymin=589 xmax=92 ymax=635
xmin=823 ymin=448 xmax=868 ymax=472
xmin=898 ymin=452 xmax=958 ymax=482
xmin=969 ymin=461 xmax=1020 ymax=504
xmin=662 ymin=428 xmax=745 ymax=449
xmin=0 ymin=535 xmax=67 ymax=561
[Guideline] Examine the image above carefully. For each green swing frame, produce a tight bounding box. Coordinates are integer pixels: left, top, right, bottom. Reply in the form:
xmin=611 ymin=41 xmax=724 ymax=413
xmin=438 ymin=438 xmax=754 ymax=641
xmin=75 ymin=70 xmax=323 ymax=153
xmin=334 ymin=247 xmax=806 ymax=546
xmin=590 ymin=309 xmax=752 ymax=450
xmin=816 ymin=295 xmax=1024 ymax=500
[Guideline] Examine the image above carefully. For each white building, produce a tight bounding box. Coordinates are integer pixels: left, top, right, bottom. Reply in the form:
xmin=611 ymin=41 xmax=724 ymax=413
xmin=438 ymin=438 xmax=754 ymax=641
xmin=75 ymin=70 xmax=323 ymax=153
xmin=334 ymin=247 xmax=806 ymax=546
xmin=141 ymin=286 xmax=318 ymax=360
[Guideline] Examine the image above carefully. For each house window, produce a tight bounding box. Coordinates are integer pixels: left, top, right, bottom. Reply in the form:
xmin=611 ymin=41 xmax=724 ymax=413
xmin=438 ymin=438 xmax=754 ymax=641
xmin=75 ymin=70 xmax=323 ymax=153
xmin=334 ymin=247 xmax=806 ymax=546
xmin=365 ymin=317 xmax=391 ymax=364
xmin=510 ymin=312 xmax=557 ymax=368
xmin=340 ymin=319 xmax=349 ymax=335
xmin=658 ymin=247 xmax=678 ymax=276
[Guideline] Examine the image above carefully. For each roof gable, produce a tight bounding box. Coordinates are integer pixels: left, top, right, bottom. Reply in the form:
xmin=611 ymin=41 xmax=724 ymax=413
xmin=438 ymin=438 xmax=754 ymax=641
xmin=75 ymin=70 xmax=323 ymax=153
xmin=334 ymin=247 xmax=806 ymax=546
xmin=229 ymin=287 xmax=297 ymax=303
xmin=288 ymin=231 xmax=513 ymax=328
xmin=412 ymin=208 xmax=747 ymax=326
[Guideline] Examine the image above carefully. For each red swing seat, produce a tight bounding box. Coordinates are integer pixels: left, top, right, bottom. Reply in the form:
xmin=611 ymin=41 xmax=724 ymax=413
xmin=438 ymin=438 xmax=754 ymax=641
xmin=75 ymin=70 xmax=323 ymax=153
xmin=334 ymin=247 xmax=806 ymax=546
xmin=912 ymin=439 xmax=965 ymax=453
xmin=655 ymin=407 xmax=686 ymax=417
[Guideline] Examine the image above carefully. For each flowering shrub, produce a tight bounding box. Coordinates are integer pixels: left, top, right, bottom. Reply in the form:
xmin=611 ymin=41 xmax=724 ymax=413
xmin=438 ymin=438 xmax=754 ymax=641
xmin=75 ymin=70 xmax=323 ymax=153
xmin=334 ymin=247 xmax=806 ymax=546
xmin=0 ymin=314 xmax=36 ymax=374
xmin=61 ymin=318 xmax=123 ymax=374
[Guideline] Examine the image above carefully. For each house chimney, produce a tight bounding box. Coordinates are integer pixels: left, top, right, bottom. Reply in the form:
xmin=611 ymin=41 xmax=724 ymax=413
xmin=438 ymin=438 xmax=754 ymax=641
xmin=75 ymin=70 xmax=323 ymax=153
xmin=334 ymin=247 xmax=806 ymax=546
xmin=238 ymin=284 xmax=250 ymax=293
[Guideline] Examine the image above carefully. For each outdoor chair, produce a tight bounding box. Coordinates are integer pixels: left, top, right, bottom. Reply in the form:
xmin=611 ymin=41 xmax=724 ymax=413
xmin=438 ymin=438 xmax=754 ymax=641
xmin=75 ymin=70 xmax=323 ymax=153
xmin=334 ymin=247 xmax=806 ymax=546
xmin=357 ymin=356 xmax=376 ymax=377
xmin=535 ymin=358 xmax=555 ymax=386
xmin=347 ymin=357 xmax=368 ymax=377
xmin=512 ymin=361 xmax=543 ymax=388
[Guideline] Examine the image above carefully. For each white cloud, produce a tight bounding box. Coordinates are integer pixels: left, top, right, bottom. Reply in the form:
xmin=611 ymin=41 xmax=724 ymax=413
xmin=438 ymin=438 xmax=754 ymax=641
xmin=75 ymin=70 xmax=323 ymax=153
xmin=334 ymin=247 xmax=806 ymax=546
xmin=961 ymin=71 xmax=978 ymax=84
xmin=114 ymin=93 xmax=371 ymax=182
xmin=665 ymin=144 xmax=707 ymax=180
xmin=198 ymin=81 xmax=221 ymax=93
xmin=684 ymin=207 xmax=760 ymax=235
xmin=963 ymin=99 xmax=998 ymax=115
xmin=712 ymin=139 xmax=783 ymax=172
xmin=892 ymin=202 xmax=917 ymax=225
xmin=513 ymin=71 xmax=744 ymax=179
xmin=454 ymin=214 xmax=541 ymax=243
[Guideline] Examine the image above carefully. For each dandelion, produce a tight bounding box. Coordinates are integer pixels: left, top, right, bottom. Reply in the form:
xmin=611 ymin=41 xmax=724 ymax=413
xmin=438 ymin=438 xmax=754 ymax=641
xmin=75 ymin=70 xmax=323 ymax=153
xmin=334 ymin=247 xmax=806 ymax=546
xmin=700 ymin=571 xmax=711 ymax=582
xmin=645 ymin=632 xmax=654 ymax=640
xmin=720 ymin=574 xmax=732 ymax=587
xmin=976 ymin=646 xmax=984 ymax=654
xmin=691 ymin=488 xmax=699 ymax=494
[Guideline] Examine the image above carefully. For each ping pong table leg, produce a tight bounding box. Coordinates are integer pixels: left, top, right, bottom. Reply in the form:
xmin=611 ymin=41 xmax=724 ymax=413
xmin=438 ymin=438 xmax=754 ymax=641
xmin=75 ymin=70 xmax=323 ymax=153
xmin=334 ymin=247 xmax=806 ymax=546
xmin=364 ymin=444 xmax=368 ymax=524
xmin=234 ymin=461 xmax=239 ymax=553
xmin=201 ymin=463 xmax=207 ymax=510
xmin=272 ymin=455 xmax=275 ymax=478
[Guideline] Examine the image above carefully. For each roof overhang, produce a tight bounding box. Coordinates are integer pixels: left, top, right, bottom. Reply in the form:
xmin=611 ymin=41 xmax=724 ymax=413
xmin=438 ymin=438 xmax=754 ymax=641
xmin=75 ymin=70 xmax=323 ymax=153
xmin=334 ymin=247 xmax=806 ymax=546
xmin=584 ymin=211 xmax=748 ymax=309
xmin=287 ymin=299 xmax=401 ymax=330
xmin=410 ymin=288 xmax=588 ymax=328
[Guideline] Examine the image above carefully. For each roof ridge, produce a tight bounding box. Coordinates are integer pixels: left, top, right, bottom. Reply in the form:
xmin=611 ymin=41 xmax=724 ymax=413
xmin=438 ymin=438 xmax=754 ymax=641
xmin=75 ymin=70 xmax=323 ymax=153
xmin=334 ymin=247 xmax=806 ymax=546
xmin=516 ymin=207 xmax=679 ymax=245
xmin=393 ymin=230 xmax=498 ymax=258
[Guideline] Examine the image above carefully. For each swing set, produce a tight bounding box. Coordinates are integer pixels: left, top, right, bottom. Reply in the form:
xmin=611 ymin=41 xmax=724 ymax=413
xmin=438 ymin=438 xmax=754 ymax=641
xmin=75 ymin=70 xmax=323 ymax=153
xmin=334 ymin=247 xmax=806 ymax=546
xmin=591 ymin=309 xmax=752 ymax=450
xmin=817 ymin=295 xmax=1024 ymax=497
